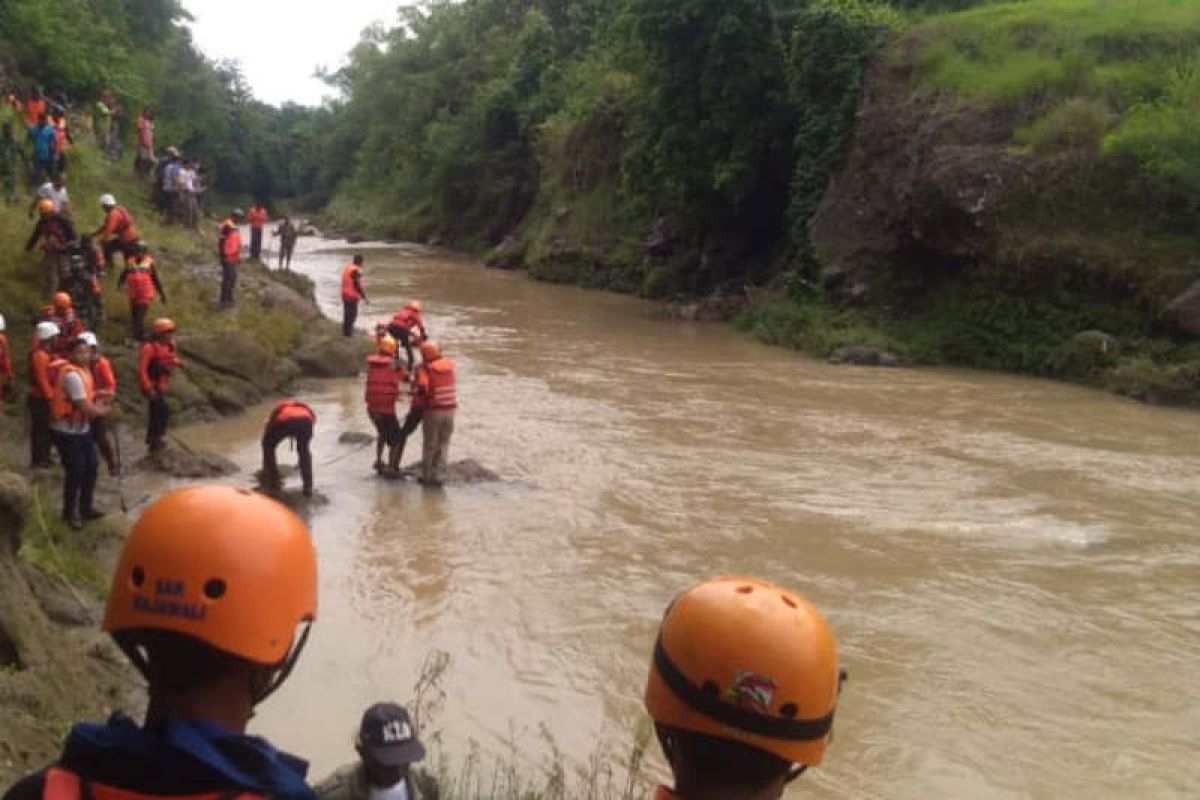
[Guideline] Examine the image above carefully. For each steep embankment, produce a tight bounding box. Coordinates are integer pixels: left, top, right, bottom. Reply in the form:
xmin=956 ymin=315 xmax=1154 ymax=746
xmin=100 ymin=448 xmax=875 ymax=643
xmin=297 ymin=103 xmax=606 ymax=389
xmin=0 ymin=134 xmax=365 ymax=783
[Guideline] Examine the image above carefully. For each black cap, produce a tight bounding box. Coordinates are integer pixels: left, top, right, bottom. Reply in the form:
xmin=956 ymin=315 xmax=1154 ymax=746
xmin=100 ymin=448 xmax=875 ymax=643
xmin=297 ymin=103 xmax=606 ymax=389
xmin=356 ymin=703 xmax=425 ymax=766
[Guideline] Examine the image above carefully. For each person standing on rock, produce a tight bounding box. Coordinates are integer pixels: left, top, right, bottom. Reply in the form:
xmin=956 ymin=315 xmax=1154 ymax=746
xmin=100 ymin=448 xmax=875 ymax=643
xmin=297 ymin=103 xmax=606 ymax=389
xmin=248 ymin=202 xmax=268 ymax=260
xmin=0 ymin=485 xmax=319 ymax=800
xmin=365 ymin=336 xmax=410 ymax=478
xmin=82 ymin=331 xmax=119 ymax=477
xmin=414 ymin=340 xmax=456 ymax=487
xmin=643 ymin=576 xmax=845 ymax=800
xmin=218 ymin=209 xmax=244 ymax=307
xmin=117 ymin=241 xmax=167 ymax=341
xmin=49 ymin=335 xmax=113 ymax=528
xmin=138 ymin=318 xmax=183 ymax=454
xmin=260 ymin=399 xmax=317 ymax=498
xmin=341 ymin=254 xmax=369 ymax=337
xmin=27 ymin=320 xmax=59 ymax=468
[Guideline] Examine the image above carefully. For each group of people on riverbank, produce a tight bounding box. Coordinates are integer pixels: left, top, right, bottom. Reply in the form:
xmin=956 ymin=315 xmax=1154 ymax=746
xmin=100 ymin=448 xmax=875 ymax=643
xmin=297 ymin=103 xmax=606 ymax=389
xmin=0 ymin=480 xmax=844 ymax=800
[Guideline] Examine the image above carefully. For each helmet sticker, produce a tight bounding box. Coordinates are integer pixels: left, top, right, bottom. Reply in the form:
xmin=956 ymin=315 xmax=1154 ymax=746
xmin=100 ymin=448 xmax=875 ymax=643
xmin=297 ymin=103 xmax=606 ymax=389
xmin=727 ymin=670 xmax=777 ymax=714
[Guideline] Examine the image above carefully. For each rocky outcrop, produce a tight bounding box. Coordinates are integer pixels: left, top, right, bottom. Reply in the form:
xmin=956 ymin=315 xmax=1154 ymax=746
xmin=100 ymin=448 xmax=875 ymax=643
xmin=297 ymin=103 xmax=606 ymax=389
xmin=294 ymin=336 xmax=373 ymax=378
xmin=485 ymin=235 xmax=525 ymax=270
xmin=135 ymin=443 xmax=239 ymax=478
xmin=261 ymin=282 xmax=325 ymax=321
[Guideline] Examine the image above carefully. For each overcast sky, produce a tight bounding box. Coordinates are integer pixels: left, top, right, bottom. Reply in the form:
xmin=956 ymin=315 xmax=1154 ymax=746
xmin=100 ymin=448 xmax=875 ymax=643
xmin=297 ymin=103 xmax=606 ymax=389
xmin=182 ymin=1 xmax=402 ymax=106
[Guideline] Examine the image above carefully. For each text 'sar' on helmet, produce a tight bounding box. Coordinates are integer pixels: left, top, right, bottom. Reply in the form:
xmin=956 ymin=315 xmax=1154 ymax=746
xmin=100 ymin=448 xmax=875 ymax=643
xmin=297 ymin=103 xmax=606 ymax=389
xmin=644 ymin=576 xmax=842 ymax=767
xmin=103 ymin=485 xmax=318 ymax=665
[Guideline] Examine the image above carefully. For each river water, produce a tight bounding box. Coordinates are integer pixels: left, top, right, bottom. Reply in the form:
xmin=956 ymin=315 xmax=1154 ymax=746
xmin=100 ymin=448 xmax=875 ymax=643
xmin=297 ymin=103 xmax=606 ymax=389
xmin=173 ymin=236 xmax=1200 ymax=799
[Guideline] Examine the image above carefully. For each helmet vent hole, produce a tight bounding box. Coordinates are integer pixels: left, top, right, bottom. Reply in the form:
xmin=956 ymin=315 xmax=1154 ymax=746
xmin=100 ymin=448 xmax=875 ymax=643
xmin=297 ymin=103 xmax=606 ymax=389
xmin=780 ymin=703 xmax=798 ymax=718
xmin=203 ymin=579 xmax=227 ymax=600
xmin=737 ymin=585 xmax=754 ymax=594
xmin=781 ymin=595 xmax=797 ymax=608
xmin=131 ymin=566 xmax=145 ymax=588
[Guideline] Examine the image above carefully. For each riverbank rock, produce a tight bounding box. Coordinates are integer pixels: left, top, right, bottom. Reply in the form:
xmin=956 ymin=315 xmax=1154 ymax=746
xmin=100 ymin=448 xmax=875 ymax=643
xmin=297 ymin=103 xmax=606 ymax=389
xmin=663 ymin=294 xmax=748 ymax=322
xmin=828 ymin=345 xmax=903 ymax=367
xmin=485 ymin=235 xmax=525 ymax=270
xmin=339 ymin=431 xmax=376 ymax=445
xmin=0 ymin=473 xmax=31 ymax=556
xmin=182 ymin=332 xmax=287 ymax=393
xmin=1054 ymin=330 xmax=1121 ymax=378
xmin=400 ymin=459 xmax=501 ymax=484
xmin=136 ymin=445 xmax=239 ymax=478
xmin=294 ymin=336 xmax=372 ymax=378
xmin=1164 ymin=279 xmax=1200 ymax=336
xmin=261 ymin=282 xmax=324 ymax=322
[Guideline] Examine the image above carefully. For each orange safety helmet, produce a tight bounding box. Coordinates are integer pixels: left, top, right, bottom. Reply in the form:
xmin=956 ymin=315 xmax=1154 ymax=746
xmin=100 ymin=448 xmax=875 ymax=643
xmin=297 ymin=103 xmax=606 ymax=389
xmin=378 ymin=335 xmax=398 ymax=356
xmin=37 ymin=198 xmax=54 ymax=214
xmin=152 ymin=317 xmax=176 ymax=335
xmin=103 ymin=485 xmax=317 ymax=666
xmin=644 ymin=576 xmax=842 ymax=767
xmin=406 ymin=300 xmax=422 ymax=313
xmin=53 ymin=291 xmax=72 ymax=310
xmin=419 ymin=340 xmax=440 ymax=361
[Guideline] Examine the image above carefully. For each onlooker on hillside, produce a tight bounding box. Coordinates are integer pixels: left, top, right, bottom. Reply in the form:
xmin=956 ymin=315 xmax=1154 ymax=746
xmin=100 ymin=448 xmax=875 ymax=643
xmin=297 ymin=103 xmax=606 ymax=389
xmin=0 ymin=121 xmax=23 ymax=203
xmin=26 ymin=198 xmax=76 ymax=296
xmin=29 ymin=172 xmax=70 ymax=217
xmin=134 ymin=106 xmax=155 ymax=178
xmin=95 ymin=89 xmax=118 ymax=157
xmin=50 ymin=108 xmax=71 ymax=176
xmin=22 ymin=88 xmax=45 ymax=129
xmin=273 ymin=215 xmax=299 ymax=270
xmin=175 ymin=159 xmax=200 ymax=228
xmin=27 ymin=112 xmax=57 ymax=186
xmin=162 ymin=150 xmax=182 ymax=222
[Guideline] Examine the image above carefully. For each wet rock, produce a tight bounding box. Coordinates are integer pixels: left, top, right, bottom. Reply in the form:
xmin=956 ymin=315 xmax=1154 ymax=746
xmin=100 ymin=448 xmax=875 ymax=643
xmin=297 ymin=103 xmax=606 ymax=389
xmin=1053 ymin=331 xmax=1120 ymax=378
xmin=181 ymin=332 xmax=287 ymax=393
xmin=828 ymin=345 xmax=903 ymax=367
xmin=255 ymin=488 xmax=329 ymax=511
xmin=401 ymin=459 xmax=501 ymax=484
xmin=0 ymin=473 xmax=32 ymax=555
xmin=136 ymin=444 xmax=239 ymax=478
xmin=1164 ymin=279 xmax=1200 ymax=336
xmin=267 ymin=268 xmax=317 ymax=300
xmin=339 ymin=431 xmax=376 ymax=445
xmin=294 ymin=335 xmax=372 ymax=378
xmin=485 ymin=235 xmax=525 ymax=270
xmin=260 ymin=283 xmax=323 ymax=322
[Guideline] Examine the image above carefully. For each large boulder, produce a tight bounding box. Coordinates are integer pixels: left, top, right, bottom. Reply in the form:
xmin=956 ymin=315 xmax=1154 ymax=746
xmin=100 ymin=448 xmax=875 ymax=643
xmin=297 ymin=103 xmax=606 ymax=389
xmin=181 ymin=332 xmax=287 ymax=392
xmin=1054 ymin=330 xmax=1120 ymax=378
xmin=1164 ymin=279 xmax=1200 ymax=336
xmin=260 ymin=283 xmax=323 ymax=321
xmin=136 ymin=443 xmax=239 ymax=478
xmin=294 ymin=335 xmax=372 ymax=378
xmin=485 ymin=235 xmax=525 ymax=270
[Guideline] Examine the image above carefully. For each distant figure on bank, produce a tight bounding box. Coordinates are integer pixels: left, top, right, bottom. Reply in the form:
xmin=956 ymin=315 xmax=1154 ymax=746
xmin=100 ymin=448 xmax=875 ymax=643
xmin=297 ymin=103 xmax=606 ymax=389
xmin=50 ymin=335 xmax=113 ymax=529
xmin=217 ymin=208 xmax=244 ymax=307
xmin=260 ymin=399 xmax=316 ymax=498
xmin=248 ymin=202 xmax=268 ymax=259
xmin=315 ymin=703 xmax=427 ymax=800
xmin=117 ymin=241 xmax=167 ymax=341
xmin=340 ymin=254 xmax=368 ymax=337
xmin=27 ymin=321 xmax=59 ymax=467
xmin=364 ymin=335 xmax=413 ymax=478
xmin=138 ymin=318 xmax=182 ymax=453
xmin=25 ymin=198 xmax=75 ymax=296
xmin=28 ymin=111 xmax=57 ymax=185
xmin=0 ymin=485 xmax=319 ymax=800
xmin=644 ymin=577 xmax=845 ymax=800
xmin=134 ymin=106 xmax=154 ymax=178
xmin=414 ymin=340 xmax=456 ymax=487
xmin=91 ymin=193 xmax=140 ymax=268
xmin=387 ymin=300 xmax=427 ymax=371
xmin=29 ymin=170 xmax=69 ymax=216
xmin=0 ymin=313 xmax=12 ymax=401
xmin=157 ymin=147 xmax=180 ymax=215
xmin=273 ymin=215 xmax=298 ymax=269
xmin=82 ymin=332 xmax=119 ymax=476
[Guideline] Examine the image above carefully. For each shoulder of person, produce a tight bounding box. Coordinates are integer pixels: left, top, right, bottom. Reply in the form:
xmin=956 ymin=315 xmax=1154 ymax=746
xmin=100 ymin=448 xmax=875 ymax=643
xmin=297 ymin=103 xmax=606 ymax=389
xmin=2 ymin=770 xmax=47 ymax=800
xmin=312 ymin=761 xmax=364 ymax=800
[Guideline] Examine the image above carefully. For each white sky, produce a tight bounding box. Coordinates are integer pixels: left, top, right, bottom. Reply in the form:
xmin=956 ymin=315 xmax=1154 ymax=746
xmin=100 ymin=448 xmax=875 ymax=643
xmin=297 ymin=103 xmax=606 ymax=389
xmin=182 ymin=1 xmax=402 ymax=106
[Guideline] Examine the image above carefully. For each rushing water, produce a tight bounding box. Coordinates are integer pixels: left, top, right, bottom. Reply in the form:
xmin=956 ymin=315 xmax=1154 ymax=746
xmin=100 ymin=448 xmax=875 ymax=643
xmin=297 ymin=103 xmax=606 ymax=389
xmin=173 ymin=235 xmax=1200 ymax=799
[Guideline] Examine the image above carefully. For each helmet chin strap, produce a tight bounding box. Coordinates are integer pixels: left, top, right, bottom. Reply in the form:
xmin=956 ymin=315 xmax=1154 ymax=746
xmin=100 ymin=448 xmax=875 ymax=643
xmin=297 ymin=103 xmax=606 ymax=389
xmin=253 ymin=621 xmax=313 ymax=705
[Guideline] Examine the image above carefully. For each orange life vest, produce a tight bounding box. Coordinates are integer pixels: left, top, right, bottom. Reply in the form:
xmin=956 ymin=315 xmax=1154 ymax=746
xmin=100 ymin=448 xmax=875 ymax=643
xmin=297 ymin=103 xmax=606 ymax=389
xmin=92 ymin=355 xmax=116 ymax=399
xmin=0 ymin=333 xmax=11 ymax=379
xmin=28 ymin=347 xmax=55 ymax=399
xmin=267 ymin=400 xmax=316 ymax=428
xmin=41 ymin=766 xmax=267 ymax=800
xmin=424 ymin=357 xmax=457 ymax=412
xmin=50 ymin=361 xmax=94 ymax=424
xmin=390 ymin=307 xmax=422 ymax=332
xmin=340 ymin=263 xmax=363 ymax=301
xmin=248 ymin=206 xmax=268 ymax=228
xmin=221 ymin=226 xmax=242 ymax=262
xmin=364 ymin=355 xmax=405 ymax=415
xmin=125 ymin=259 xmax=156 ymax=305
xmin=106 ymin=206 xmax=140 ymax=243
xmin=138 ymin=340 xmax=180 ymax=394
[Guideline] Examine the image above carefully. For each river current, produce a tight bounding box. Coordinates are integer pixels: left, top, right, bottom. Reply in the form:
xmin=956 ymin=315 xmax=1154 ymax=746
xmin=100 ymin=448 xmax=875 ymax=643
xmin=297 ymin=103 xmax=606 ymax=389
xmin=172 ymin=236 xmax=1200 ymax=799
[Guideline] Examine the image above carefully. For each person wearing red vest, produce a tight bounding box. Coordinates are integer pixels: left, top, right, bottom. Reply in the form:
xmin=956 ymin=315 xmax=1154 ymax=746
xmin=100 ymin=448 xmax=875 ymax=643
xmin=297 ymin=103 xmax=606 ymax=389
xmin=49 ymin=336 xmax=113 ymax=528
xmin=218 ymin=210 xmax=244 ymax=307
xmin=340 ymin=255 xmax=368 ymax=337
xmin=91 ymin=194 xmax=139 ymax=269
xmin=26 ymin=198 xmax=76 ymax=297
xmin=117 ymin=242 xmax=167 ymax=341
xmin=138 ymin=318 xmax=183 ymax=454
xmin=27 ymin=320 xmax=60 ymax=468
xmin=247 ymin=203 xmax=268 ymax=260
xmin=386 ymin=300 xmax=427 ymax=370
xmin=413 ymin=340 xmax=456 ymax=487
xmin=82 ymin=332 xmax=119 ymax=476
xmin=261 ymin=400 xmax=317 ymax=498
xmin=51 ymin=292 xmax=85 ymax=355
xmin=0 ymin=486 xmax=320 ymax=800
xmin=0 ymin=313 xmax=12 ymax=403
xmin=364 ymin=336 xmax=411 ymax=478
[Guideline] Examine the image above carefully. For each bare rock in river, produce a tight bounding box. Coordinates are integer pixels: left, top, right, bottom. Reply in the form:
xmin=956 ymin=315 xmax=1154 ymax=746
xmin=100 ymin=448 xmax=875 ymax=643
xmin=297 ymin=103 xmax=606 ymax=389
xmin=828 ymin=345 xmax=903 ymax=367
xmin=339 ymin=431 xmax=376 ymax=445
xmin=136 ymin=444 xmax=239 ymax=478
xmin=399 ymin=459 xmax=501 ymax=484
xmin=294 ymin=335 xmax=373 ymax=378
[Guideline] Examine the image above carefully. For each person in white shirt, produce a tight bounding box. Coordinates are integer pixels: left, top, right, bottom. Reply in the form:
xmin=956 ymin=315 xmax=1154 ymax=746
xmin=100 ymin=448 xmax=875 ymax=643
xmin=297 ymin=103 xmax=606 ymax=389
xmin=29 ymin=172 xmax=70 ymax=217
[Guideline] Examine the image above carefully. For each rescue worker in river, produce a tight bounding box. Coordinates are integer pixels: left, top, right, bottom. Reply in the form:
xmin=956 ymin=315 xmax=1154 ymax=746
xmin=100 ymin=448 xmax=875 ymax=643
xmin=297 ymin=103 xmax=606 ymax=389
xmin=138 ymin=318 xmax=183 ymax=454
xmin=644 ymin=576 xmax=845 ymax=800
xmin=386 ymin=300 xmax=426 ymax=371
xmin=364 ymin=335 xmax=413 ymax=478
xmin=413 ymin=341 xmax=456 ymax=487
xmin=49 ymin=335 xmax=113 ymax=529
xmin=0 ymin=485 xmax=320 ymax=800
xmin=260 ymin=399 xmax=317 ymax=498
xmin=314 ymin=703 xmax=427 ymax=800
xmin=340 ymin=254 xmax=368 ymax=337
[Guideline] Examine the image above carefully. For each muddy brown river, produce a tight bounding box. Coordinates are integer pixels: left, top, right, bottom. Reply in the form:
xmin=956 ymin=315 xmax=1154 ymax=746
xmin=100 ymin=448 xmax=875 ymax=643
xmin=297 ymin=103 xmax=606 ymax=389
xmin=172 ymin=236 xmax=1199 ymax=798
